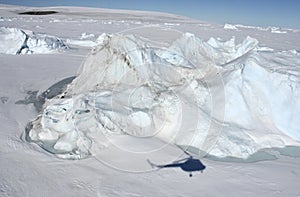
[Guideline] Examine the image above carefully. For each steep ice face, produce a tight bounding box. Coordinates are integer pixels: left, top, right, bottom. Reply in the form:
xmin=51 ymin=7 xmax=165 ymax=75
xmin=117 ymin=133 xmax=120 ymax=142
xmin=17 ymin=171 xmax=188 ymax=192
xmin=0 ymin=27 xmax=26 ymax=54
xmin=210 ymin=53 xmax=300 ymax=158
xmin=27 ymin=33 xmax=300 ymax=160
xmin=0 ymin=27 xmax=67 ymax=54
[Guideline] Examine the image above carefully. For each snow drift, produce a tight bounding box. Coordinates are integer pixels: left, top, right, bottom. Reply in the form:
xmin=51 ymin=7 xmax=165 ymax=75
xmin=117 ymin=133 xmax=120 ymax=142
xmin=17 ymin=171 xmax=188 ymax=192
xmin=26 ymin=33 xmax=300 ymax=160
xmin=0 ymin=27 xmax=67 ymax=54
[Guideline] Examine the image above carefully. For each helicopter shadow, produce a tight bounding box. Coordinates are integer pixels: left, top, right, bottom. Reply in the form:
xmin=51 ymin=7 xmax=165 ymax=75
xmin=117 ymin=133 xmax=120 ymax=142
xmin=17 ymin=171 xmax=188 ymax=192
xmin=147 ymin=151 xmax=206 ymax=177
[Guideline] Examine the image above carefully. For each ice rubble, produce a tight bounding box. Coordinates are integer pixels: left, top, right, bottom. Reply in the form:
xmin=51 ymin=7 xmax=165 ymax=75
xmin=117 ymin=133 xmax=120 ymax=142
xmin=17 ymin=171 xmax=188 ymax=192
xmin=66 ymin=33 xmax=110 ymax=48
xmin=27 ymin=33 xmax=300 ymax=159
xmin=223 ymin=23 xmax=289 ymax=34
xmin=224 ymin=24 xmax=238 ymax=30
xmin=0 ymin=27 xmax=67 ymax=54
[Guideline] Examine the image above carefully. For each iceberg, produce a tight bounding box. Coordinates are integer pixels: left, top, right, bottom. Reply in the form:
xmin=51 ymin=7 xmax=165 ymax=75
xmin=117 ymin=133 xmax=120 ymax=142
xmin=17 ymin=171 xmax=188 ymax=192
xmin=26 ymin=33 xmax=300 ymax=160
xmin=0 ymin=27 xmax=67 ymax=54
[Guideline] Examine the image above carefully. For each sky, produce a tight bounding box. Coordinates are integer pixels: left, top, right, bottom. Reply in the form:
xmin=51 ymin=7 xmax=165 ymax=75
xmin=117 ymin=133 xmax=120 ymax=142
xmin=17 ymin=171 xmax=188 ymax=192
xmin=1 ymin=0 xmax=300 ymax=29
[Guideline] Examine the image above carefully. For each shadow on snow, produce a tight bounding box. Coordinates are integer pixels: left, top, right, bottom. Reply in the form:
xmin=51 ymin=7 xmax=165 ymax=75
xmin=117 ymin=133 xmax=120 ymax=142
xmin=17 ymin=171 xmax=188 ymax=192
xmin=148 ymin=151 xmax=206 ymax=177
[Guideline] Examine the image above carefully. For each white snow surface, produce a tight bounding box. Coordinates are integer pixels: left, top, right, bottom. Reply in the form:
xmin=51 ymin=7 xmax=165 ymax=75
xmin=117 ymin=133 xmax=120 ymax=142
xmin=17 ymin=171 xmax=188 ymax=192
xmin=1 ymin=5 xmax=300 ymax=196
xmin=27 ymin=32 xmax=300 ymax=159
xmin=0 ymin=27 xmax=67 ymax=54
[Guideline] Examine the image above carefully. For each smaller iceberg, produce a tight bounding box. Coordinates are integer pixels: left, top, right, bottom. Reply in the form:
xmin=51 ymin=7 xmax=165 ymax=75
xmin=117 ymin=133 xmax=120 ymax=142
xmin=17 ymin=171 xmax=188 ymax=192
xmin=0 ymin=27 xmax=68 ymax=54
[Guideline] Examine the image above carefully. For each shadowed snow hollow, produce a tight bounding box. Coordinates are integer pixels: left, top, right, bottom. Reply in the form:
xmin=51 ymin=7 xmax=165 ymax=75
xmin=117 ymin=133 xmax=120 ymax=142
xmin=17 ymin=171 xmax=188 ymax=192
xmin=26 ymin=33 xmax=300 ymax=159
xmin=0 ymin=27 xmax=67 ymax=54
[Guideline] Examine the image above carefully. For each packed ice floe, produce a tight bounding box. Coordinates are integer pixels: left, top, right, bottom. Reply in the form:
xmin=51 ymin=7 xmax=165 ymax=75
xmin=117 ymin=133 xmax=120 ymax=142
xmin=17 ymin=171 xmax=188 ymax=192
xmin=223 ymin=23 xmax=289 ymax=34
xmin=0 ymin=27 xmax=67 ymax=54
xmin=26 ymin=32 xmax=300 ymax=160
xmin=224 ymin=24 xmax=238 ymax=30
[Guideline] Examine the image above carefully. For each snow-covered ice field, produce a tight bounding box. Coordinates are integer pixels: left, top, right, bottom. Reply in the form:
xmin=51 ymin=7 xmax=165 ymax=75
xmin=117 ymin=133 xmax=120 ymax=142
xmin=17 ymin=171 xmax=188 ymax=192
xmin=0 ymin=4 xmax=300 ymax=196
